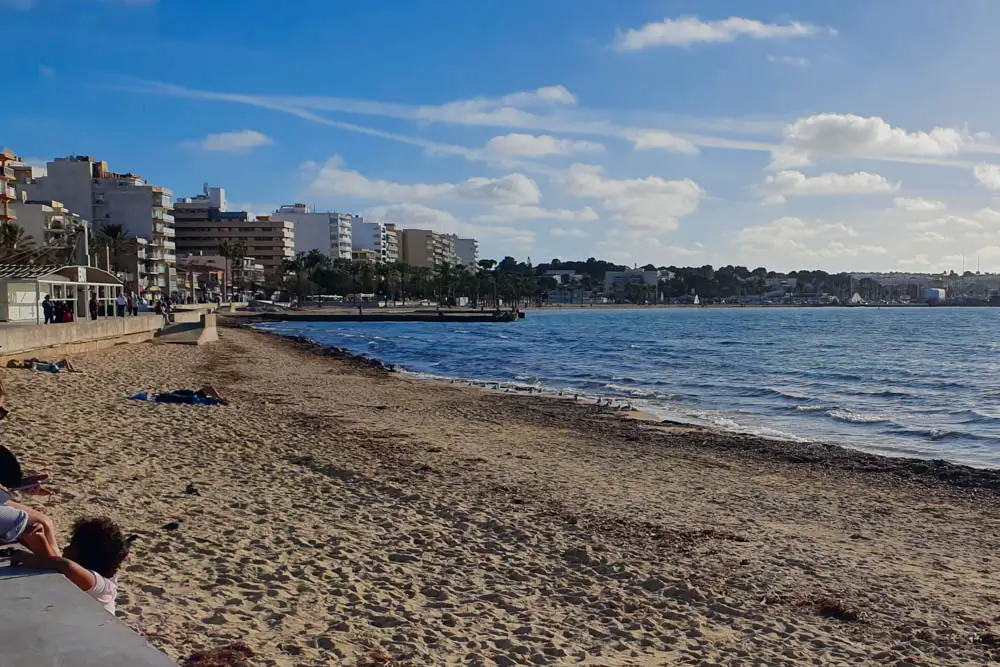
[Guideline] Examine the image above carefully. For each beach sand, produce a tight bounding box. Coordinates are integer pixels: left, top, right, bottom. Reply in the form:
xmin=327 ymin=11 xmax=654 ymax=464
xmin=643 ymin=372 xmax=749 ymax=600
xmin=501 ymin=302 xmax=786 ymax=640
xmin=4 ymin=327 xmax=1000 ymax=665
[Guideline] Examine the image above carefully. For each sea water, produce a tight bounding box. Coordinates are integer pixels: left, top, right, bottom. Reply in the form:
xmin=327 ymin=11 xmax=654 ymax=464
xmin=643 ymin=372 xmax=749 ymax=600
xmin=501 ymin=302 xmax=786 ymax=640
xmin=259 ymin=307 xmax=1000 ymax=467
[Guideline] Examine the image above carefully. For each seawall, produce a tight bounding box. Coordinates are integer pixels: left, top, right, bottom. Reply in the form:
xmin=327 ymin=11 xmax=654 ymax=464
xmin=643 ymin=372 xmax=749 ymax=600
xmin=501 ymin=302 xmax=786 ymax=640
xmin=0 ymin=315 xmax=164 ymax=360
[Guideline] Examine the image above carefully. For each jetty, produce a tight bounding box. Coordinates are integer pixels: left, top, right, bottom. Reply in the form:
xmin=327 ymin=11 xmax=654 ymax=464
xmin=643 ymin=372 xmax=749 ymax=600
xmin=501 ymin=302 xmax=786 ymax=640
xmin=223 ymin=308 xmax=521 ymax=325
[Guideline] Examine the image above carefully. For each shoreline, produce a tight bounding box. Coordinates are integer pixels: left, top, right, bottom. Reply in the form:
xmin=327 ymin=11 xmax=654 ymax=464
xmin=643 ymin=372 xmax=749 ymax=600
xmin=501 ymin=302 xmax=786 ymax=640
xmin=250 ymin=322 xmax=1000 ymax=482
xmin=8 ymin=328 xmax=1000 ymax=665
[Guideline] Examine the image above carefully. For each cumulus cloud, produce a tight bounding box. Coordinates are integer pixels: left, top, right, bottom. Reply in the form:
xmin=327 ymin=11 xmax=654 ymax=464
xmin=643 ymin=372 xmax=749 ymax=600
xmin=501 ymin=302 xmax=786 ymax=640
xmin=627 ymin=131 xmax=699 ymax=155
xmin=561 ymin=164 xmax=704 ymax=232
xmin=759 ymin=170 xmax=898 ymax=204
xmin=303 ymin=157 xmax=541 ymax=206
xmin=767 ymin=55 xmax=811 ymax=68
xmin=785 ymin=114 xmax=968 ymax=158
xmin=473 ymin=205 xmax=598 ymax=224
xmin=550 ymin=228 xmax=588 ymax=238
xmin=893 ymin=197 xmax=946 ymax=212
xmin=484 ymin=133 xmax=604 ymax=158
xmin=614 ymin=16 xmax=834 ymax=51
xmin=974 ymin=164 xmax=1000 ymax=190
xmin=197 ymin=130 xmax=272 ymax=152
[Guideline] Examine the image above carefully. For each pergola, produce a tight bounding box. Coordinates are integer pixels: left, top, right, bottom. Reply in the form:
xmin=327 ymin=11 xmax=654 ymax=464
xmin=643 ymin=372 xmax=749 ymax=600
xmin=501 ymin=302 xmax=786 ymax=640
xmin=0 ymin=265 xmax=125 ymax=323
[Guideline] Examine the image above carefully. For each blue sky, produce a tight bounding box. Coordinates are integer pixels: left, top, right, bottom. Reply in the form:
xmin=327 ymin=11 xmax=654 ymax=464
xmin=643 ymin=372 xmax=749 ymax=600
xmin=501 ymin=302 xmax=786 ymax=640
xmin=7 ymin=0 xmax=1000 ymax=271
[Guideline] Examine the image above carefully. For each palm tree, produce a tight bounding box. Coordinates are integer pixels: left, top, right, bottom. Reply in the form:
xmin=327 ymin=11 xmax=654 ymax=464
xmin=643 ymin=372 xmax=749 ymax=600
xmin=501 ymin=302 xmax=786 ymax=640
xmin=217 ymin=241 xmax=232 ymax=301
xmin=0 ymin=223 xmax=36 ymax=263
xmin=97 ymin=223 xmax=131 ymax=274
xmin=230 ymin=240 xmax=248 ymax=300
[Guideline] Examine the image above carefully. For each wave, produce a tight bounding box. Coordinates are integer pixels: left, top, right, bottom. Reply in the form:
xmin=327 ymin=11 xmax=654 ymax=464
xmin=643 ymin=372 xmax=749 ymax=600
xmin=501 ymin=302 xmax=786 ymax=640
xmin=826 ymin=409 xmax=892 ymax=424
xmin=794 ymin=405 xmax=827 ymax=413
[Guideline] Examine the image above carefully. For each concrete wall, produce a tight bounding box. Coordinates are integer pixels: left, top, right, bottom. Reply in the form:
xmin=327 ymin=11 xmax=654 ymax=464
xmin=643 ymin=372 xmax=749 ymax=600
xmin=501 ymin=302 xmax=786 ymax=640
xmin=0 ymin=568 xmax=176 ymax=666
xmin=0 ymin=315 xmax=162 ymax=359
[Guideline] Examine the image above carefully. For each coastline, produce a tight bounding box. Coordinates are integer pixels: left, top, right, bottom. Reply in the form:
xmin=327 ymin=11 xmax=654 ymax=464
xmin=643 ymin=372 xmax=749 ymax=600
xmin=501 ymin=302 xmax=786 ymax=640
xmin=253 ymin=324 xmax=1000 ymax=491
xmin=6 ymin=327 xmax=1000 ymax=665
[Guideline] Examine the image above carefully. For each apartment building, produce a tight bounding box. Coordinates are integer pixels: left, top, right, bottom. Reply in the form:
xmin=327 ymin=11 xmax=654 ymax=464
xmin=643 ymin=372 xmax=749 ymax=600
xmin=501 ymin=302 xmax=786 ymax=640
xmin=384 ymin=223 xmax=399 ymax=264
xmin=400 ymin=229 xmax=457 ymax=268
xmin=27 ymin=155 xmax=176 ymax=294
xmin=352 ymin=219 xmax=400 ymax=263
xmin=13 ymin=200 xmax=87 ymax=262
xmin=271 ymin=204 xmax=353 ymax=259
xmin=446 ymin=235 xmax=479 ymax=266
xmin=0 ymin=148 xmax=16 ymax=226
xmin=174 ymin=187 xmax=295 ymax=278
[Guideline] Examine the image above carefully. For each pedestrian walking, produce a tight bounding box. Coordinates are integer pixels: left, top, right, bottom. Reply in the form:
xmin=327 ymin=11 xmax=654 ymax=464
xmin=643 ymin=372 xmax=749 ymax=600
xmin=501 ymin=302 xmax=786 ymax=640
xmin=115 ymin=293 xmax=127 ymax=318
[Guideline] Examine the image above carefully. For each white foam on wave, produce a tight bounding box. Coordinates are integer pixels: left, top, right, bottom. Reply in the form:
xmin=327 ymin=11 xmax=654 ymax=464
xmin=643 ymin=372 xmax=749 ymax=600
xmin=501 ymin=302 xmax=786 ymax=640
xmin=826 ymin=409 xmax=890 ymax=424
xmin=794 ymin=405 xmax=827 ymax=412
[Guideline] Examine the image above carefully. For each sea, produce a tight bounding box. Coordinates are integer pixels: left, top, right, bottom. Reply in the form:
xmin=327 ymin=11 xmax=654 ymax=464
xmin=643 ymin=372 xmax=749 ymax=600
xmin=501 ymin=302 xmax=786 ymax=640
xmin=258 ymin=307 xmax=1000 ymax=468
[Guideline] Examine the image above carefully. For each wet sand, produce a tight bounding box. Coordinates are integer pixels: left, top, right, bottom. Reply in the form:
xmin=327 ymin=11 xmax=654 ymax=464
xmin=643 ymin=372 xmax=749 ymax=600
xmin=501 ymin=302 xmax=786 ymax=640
xmin=4 ymin=327 xmax=1000 ymax=666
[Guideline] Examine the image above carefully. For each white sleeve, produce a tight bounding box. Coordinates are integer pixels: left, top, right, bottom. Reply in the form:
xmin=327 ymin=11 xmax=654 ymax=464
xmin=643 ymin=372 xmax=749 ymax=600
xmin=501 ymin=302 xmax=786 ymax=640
xmin=86 ymin=572 xmax=119 ymax=615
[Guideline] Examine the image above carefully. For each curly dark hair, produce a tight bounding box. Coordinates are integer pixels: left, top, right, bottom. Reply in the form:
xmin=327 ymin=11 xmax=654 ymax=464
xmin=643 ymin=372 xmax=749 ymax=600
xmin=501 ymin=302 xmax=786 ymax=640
xmin=68 ymin=517 xmax=129 ymax=578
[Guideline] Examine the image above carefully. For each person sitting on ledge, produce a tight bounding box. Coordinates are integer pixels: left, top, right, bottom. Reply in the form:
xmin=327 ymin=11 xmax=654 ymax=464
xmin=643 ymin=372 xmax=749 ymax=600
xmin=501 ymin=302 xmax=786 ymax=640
xmin=11 ymin=517 xmax=130 ymax=615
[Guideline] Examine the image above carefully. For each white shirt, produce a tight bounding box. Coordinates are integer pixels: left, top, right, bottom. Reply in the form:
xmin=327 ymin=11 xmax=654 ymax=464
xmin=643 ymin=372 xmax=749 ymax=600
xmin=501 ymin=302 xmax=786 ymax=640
xmin=116 ymin=295 xmax=127 ymax=306
xmin=86 ymin=572 xmax=119 ymax=615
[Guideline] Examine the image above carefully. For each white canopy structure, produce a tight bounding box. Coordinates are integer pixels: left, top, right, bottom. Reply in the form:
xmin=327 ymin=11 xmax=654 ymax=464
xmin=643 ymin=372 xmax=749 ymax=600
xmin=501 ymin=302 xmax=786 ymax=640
xmin=0 ymin=265 xmax=124 ymax=323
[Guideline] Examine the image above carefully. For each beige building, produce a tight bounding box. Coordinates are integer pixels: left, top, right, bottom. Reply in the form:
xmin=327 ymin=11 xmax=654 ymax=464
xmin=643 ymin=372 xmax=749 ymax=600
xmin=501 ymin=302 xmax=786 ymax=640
xmin=400 ymin=229 xmax=457 ymax=268
xmin=351 ymin=248 xmax=379 ymax=264
xmin=0 ymin=148 xmax=17 ymax=226
xmin=13 ymin=199 xmax=87 ymax=261
xmin=22 ymin=155 xmax=176 ymax=295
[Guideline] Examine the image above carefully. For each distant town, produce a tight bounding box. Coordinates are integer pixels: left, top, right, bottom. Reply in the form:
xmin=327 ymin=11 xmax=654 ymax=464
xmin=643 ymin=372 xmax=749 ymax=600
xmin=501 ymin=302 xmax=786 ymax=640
xmin=0 ymin=147 xmax=994 ymax=308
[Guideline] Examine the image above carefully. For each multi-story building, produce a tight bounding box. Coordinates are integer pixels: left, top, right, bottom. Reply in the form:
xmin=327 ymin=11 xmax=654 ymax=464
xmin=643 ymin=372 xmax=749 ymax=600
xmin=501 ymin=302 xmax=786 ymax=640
xmin=352 ymin=219 xmax=402 ymax=263
xmin=0 ymin=148 xmax=17 ymax=227
xmin=177 ymin=252 xmax=265 ymax=301
xmin=271 ymin=204 xmax=353 ymax=259
xmin=446 ymin=235 xmax=479 ymax=266
xmin=384 ymin=223 xmax=399 ymax=264
xmin=173 ymin=188 xmax=294 ymax=279
xmin=27 ymin=155 xmax=176 ymax=294
xmin=351 ymin=248 xmax=379 ymax=264
xmin=400 ymin=229 xmax=457 ymax=268
xmin=13 ymin=200 xmax=87 ymax=262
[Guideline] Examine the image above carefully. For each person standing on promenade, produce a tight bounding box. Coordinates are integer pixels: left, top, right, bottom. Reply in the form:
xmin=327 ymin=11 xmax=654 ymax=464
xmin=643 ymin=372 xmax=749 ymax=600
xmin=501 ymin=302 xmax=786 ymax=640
xmin=89 ymin=292 xmax=99 ymax=321
xmin=126 ymin=292 xmax=134 ymax=317
xmin=42 ymin=294 xmax=54 ymax=324
xmin=115 ymin=293 xmax=127 ymax=318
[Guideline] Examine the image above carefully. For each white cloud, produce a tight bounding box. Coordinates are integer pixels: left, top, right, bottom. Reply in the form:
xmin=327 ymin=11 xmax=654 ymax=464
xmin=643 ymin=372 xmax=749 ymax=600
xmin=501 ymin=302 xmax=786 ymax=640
xmin=551 ymin=228 xmax=588 ymax=238
xmin=974 ymin=164 xmax=1000 ymax=190
xmin=766 ymin=146 xmax=812 ymax=170
xmin=893 ymin=197 xmax=946 ymax=212
xmin=500 ymin=85 xmax=577 ymax=107
xmin=365 ymin=203 xmax=536 ymax=249
xmin=484 ymin=133 xmax=604 ymax=158
xmin=767 ymin=55 xmax=810 ymax=68
xmin=785 ymin=114 xmax=969 ymax=158
xmin=627 ymin=131 xmax=699 ymax=155
xmin=473 ymin=205 xmax=598 ymax=224
xmin=737 ymin=216 xmax=884 ymax=264
xmin=198 ymin=130 xmax=272 ymax=152
xmin=759 ymin=170 xmax=898 ymax=204
xmin=303 ymin=156 xmax=541 ymax=206
xmin=909 ymin=215 xmax=985 ymax=232
xmin=614 ymin=16 xmax=835 ymax=51
xmin=561 ymin=164 xmax=704 ymax=232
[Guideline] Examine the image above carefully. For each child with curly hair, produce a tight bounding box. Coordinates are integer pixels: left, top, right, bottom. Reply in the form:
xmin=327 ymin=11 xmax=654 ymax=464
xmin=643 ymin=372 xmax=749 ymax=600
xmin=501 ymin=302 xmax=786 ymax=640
xmin=12 ymin=516 xmax=130 ymax=614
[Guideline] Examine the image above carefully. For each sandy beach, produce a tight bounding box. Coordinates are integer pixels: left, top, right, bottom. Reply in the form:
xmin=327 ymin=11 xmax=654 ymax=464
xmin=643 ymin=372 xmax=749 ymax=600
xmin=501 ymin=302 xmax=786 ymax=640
xmin=4 ymin=326 xmax=1000 ymax=666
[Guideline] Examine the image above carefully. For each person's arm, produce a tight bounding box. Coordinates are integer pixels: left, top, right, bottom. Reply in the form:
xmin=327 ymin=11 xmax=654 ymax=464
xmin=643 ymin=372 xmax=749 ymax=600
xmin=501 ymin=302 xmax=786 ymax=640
xmin=10 ymin=550 xmax=96 ymax=592
xmin=6 ymin=502 xmax=59 ymax=556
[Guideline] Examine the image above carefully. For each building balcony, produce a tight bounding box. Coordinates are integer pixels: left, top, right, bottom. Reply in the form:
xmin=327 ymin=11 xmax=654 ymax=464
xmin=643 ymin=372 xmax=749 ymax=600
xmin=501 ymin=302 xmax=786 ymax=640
xmin=0 ymin=165 xmax=13 ymax=180
xmin=163 ymin=240 xmax=176 ymax=250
